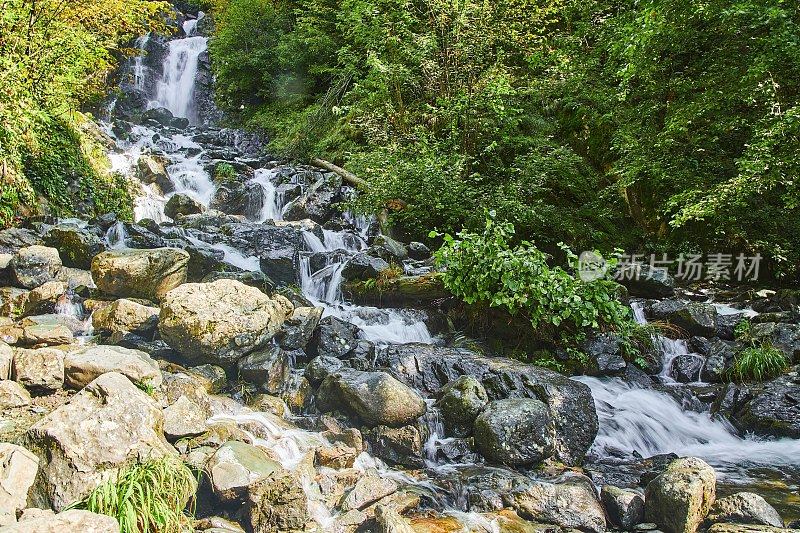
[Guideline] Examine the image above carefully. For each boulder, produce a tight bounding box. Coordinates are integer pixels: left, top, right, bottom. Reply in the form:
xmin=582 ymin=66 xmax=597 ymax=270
xmin=12 ymin=347 xmax=65 ymax=392
xmin=582 ymin=333 xmax=627 ymax=376
xmin=509 ymin=474 xmax=606 ymax=533
xmin=644 ymin=457 xmax=716 ymax=533
xmin=0 ymin=227 xmax=42 ymax=254
xmin=163 ymin=395 xmax=207 ymax=440
xmin=64 ymin=345 xmax=162 ymax=389
xmin=164 ymin=193 xmax=204 ymax=219
xmin=0 ymin=509 xmax=119 ymax=532
xmin=705 ymin=492 xmax=783 ymax=528
xmin=735 ymin=369 xmax=800 ymax=438
xmin=316 ymin=368 xmax=426 ymax=427
xmin=706 ymin=525 xmax=795 ymax=533
xmin=341 ymin=475 xmax=398 ymax=511
xmin=91 ymin=247 xmax=189 ymax=301
xmin=25 ymin=372 xmax=175 ymax=510
xmin=375 ymin=505 xmax=415 ymax=533
xmin=435 ymin=376 xmax=488 ymax=437
xmin=407 ymin=242 xmax=431 ymax=260
xmin=20 ymin=322 xmax=74 ymax=346
xmin=372 ymin=344 xmax=598 ymax=466
xmin=474 ymin=398 xmax=553 ymax=466
xmin=0 ymin=443 xmax=39 ymax=521
xmin=43 ymin=225 xmax=104 ymax=270
xmin=186 ymin=364 xmax=228 ymax=394
xmin=303 ymin=355 xmax=343 ymax=385
xmin=364 ymin=425 xmax=424 ymax=469
xmin=601 ymin=485 xmax=645 ymax=530
xmin=671 ymin=354 xmax=706 ymax=383
xmin=700 ymin=339 xmax=735 ymax=383
xmin=237 ymin=346 xmax=291 ymax=395
xmin=0 ymin=342 xmax=13 ymax=380
xmin=22 ymin=281 xmax=67 ymax=316
xmin=277 ymin=306 xmax=323 ymax=351
xmin=616 ymin=263 xmax=675 ymax=298
xmin=0 ymin=287 xmax=29 ymax=318
xmin=307 ymin=316 xmax=361 ymax=359
xmin=243 ymin=472 xmax=309 ymax=532
xmin=159 ymin=279 xmax=288 ymax=368
xmin=0 ymin=380 xmax=32 ymax=408
xmin=341 ymin=253 xmax=390 ymax=281
xmin=10 ymin=246 xmax=62 ymax=289
xmin=651 ymin=301 xmax=717 ymax=337
xmin=207 ymin=441 xmax=283 ymax=503
xmin=749 ymin=322 xmax=800 ymax=362
xmin=90 ymin=299 xmax=158 ymax=336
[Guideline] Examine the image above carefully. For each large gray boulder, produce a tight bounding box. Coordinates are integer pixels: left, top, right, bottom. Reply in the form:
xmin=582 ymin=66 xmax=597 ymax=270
xmin=372 ymin=344 xmax=598 ymax=465
xmin=644 ymin=457 xmax=716 ymax=533
xmin=159 ymin=279 xmax=289 ymax=368
xmin=64 ymin=345 xmax=162 ymax=389
xmin=162 ymin=395 xmax=207 ymax=441
xmin=164 ymin=193 xmax=204 ymax=219
xmin=474 ymin=398 xmax=552 ymax=466
xmin=435 ymin=375 xmax=488 ymax=437
xmin=25 ymin=372 xmax=175 ymax=510
xmin=705 ymin=492 xmax=783 ymax=528
xmin=0 ymin=444 xmax=39 ymax=523
xmin=0 ymin=509 xmax=119 ymax=532
xmin=243 ymin=472 xmax=310 ymax=532
xmin=43 ymin=225 xmax=104 ymax=270
xmin=237 ymin=346 xmax=291 ymax=395
xmin=509 ymin=474 xmax=606 ymax=532
xmin=91 ymin=247 xmax=189 ymax=301
xmin=277 ymin=306 xmax=323 ymax=351
xmin=10 ymin=246 xmax=62 ymax=289
xmin=317 ymin=368 xmax=426 ymax=427
xmin=651 ymin=301 xmax=718 ymax=337
xmin=735 ymin=368 xmax=800 ymax=438
xmin=12 ymin=348 xmax=65 ymax=392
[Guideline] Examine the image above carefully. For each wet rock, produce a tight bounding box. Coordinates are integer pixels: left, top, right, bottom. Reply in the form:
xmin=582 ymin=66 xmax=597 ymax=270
xmin=237 ymin=346 xmax=291 ymax=395
xmin=20 ymin=321 xmax=74 ymax=346
xmin=601 ymin=485 xmax=645 ymax=530
xmin=1 ymin=509 xmax=119 ymax=532
xmin=0 ymin=227 xmax=42 ymax=254
xmin=202 ymin=270 xmax=275 ymax=294
xmin=314 ymin=444 xmax=359 ymax=469
xmin=374 ymin=344 xmax=598 ymax=466
xmin=700 ymin=339 xmax=735 ymax=383
xmin=317 ymin=368 xmax=426 ymax=427
xmin=735 ymin=369 xmax=800 ymax=438
xmin=407 ymin=242 xmax=431 ymax=260
xmin=159 ymin=371 xmax=211 ymax=416
xmin=341 ymin=253 xmax=390 ymax=281
xmin=26 ymin=372 xmax=174 ymax=510
xmin=163 ymin=395 xmax=207 ymax=440
xmin=435 ymin=375 xmax=488 ymax=437
xmin=210 ymin=181 xmax=263 ymax=218
xmin=364 ymin=425 xmax=424 ymax=469
xmin=0 ymin=380 xmax=32 ymax=408
xmin=375 ymin=504 xmax=415 ymax=533
xmin=208 ymin=441 xmax=283 ymax=503
xmin=187 ymin=364 xmax=228 ymax=393
xmin=0 ymin=287 xmax=29 ymax=318
xmin=583 ymin=333 xmax=627 ymax=376
xmin=91 ymin=247 xmax=189 ymax=301
xmin=704 ymin=492 xmax=783 ymax=528
xmin=10 ymin=246 xmax=62 ymax=289
xmin=142 ymin=106 xmax=189 ymax=129
xmin=247 ymin=394 xmax=288 ymax=417
xmin=616 ymin=263 xmax=675 ymax=298
xmin=277 ymin=306 xmax=323 ymax=351
xmin=135 ymin=153 xmax=174 ymax=194
xmin=509 ymin=473 xmax=606 ymax=532
xmin=243 ymin=472 xmax=309 ymax=532
xmin=0 ymin=443 xmax=39 ymax=522
xmin=43 ymin=225 xmax=104 ymax=270
xmin=90 ymin=298 xmax=159 ymax=336
xmin=283 ymin=174 xmax=341 ymax=224
xmin=165 ymin=193 xmax=204 ymax=219
xmin=651 ymin=301 xmax=717 ymax=337
xmin=21 ymin=281 xmax=67 ymax=316
xmin=64 ymin=345 xmax=162 ymax=389
xmin=304 ymin=355 xmax=343 ymax=385
xmin=644 ymin=457 xmax=716 ymax=533
xmin=474 ymin=398 xmax=553 ymax=466
xmin=308 ymin=316 xmax=361 ymax=359
xmin=279 ymin=372 xmax=312 ymax=413
xmin=749 ymin=322 xmax=800 ymax=362
xmin=373 ymin=235 xmax=408 ymax=262
xmin=159 ymin=279 xmax=288 ymax=368
xmin=12 ymin=347 xmax=65 ymax=392
xmin=716 ymin=314 xmax=746 ymax=341
xmin=671 ymin=354 xmax=705 ymax=383
xmin=341 ymin=475 xmax=398 ymax=511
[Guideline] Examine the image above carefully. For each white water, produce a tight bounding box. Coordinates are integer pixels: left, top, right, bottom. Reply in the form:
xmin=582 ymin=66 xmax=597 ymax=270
xmin=132 ymin=34 xmax=151 ymax=91
xmin=154 ymin=17 xmax=207 ymax=122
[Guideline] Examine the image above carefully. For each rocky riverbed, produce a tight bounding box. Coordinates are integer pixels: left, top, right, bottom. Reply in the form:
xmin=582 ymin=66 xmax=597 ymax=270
xmin=1 ymin=4 xmax=799 ymax=533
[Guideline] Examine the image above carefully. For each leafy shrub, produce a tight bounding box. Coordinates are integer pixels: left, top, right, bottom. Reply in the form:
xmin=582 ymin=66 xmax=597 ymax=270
xmin=212 ymin=162 xmax=237 ymax=183
xmin=73 ymin=457 xmax=197 ymax=533
xmin=731 ymin=345 xmax=788 ymax=383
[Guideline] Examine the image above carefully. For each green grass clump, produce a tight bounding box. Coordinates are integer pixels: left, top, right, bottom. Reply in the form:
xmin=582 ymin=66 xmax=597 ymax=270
xmin=73 ymin=457 xmax=197 ymax=533
xmin=731 ymin=345 xmax=788 ymax=383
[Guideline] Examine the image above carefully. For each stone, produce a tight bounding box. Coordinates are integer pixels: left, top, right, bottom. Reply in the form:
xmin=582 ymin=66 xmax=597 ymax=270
xmin=509 ymin=474 xmax=606 ymax=533
xmin=375 ymin=504 xmax=415 ymax=533
xmin=247 ymin=394 xmax=289 ymax=417
xmin=207 ymin=441 xmax=283 ymax=503
xmin=244 ymin=473 xmax=309 ymax=533
xmin=91 ymin=247 xmax=189 ymax=302
xmin=0 ymin=509 xmax=119 ymax=532
xmin=187 ymin=364 xmax=228 ymax=394
xmin=583 ymin=333 xmax=628 ymax=376
xmin=736 ymin=369 xmax=800 ymax=438
xmin=616 ymin=263 xmax=675 ymax=298
xmin=12 ymin=347 xmax=65 ymax=392
xmin=159 ymin=279 xmax=288 ymax=368
xmin=750 ymin=322 xmax=800 ymax=362
xmin=135 ymin=154 xmax=173 ymax=194
xmin=10 ymin=246 xmax=62 ymax=289
xmin=436 ymin=375 xmax=488 ymax=437
xmin=316 ymin=368 xmax=426 ymax=427
xmin=21 ymin=322 xmax=74 ymax=346
xmin=26 ymin=372 xmax=175 ymax=510
xmin=341 ymin=253 xmax=391 ymax=281
xmin=64 ymin=345 xmax=162 ymax=389
xmin=164 ymin=193 xmax=204 ymax=219
xmin=314 ymin=444 xmax=359 ymax=469
xmin=277 ymin=306 xmax=323 ymax=351
xmin=341 ymin=475 xmax=398 ymax=511
xmin=671 ymin=354 xmax=706 ymax=383
xmin=304 ymin=355 xmax=343 ymax=385
xmin=0 ymin=380 xmax=32 ymax=408
xmin=644 ymin=457 xmax=716 ymax=533
xmin=704 ymin=492 xmax=783 ymax=528
xmin=90 ymin=299 xmax=159 ymax=335
xmin=474 ymin=398 xmax=553 ymax=466
xmin=307 ymin=316 xmax=361 ymax=359
xmin=706 ymin=525 xmax=795 ymax=533
xmin=43 ymin=225 xmax=104 ymax=270
xmin=651 ymin=301 xmax=717 ymax=337
xmin=601 ymin=485 xmax=645 ymax=530
xmin=364 ymin=425 xmax=424 ymax=469
xmin=163 ymin=395 xmax=207 ymax=440
xmin=0 ymin=443 xmax=39 ymax=520
xmin=0 ymin=342 xmax=13 ymax=380
xmin=22 ymin=281 xmax=67 ymax=316
xmin=237 ymin=346 xmax=291 ymax=394
xmin=0 ymin=287 xmax=29 ymax=318
xmin=700 ymin=339 xmax=735 ymax=383
xmin=407 ymin=242 xmax=431 ymax=260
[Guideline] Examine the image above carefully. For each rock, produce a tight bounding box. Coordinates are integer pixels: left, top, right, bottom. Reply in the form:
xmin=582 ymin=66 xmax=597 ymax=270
xmin=644 ymin=457 xmax=716 ymax=533
xmin=509 ymin=474 xmax=606 ymax=532
xmin=56 ymin=267 xmax=95 ymax=289
xmin=373 ymin=236 xmax=408 ymax=261
xmin=0 ymin=380 xmax=32 ymax=408
xmin=435 ymin=376 xmax=488 ymax=437
xmin=582 ymin=333 xmax=627 ymax=376
xmin=247 ymin=394 xmax=289 ymax=417
xmin=0 ymin=287 xmax=29 ymax=318
xmin=0 ymin=343 xmax=12 ymax=380
xmin=90 ymin=298 xmax=159 ymax=336
xmin=341 ymin=253 xmax=390 ymax=281
xmin=20 ymin=322 xmax=74 ymax=346
xmin=364 ymin=425 xmax=424 ymax=469
xmin=207 ymin=441 xmax=283 ymax=503
xmin=735 ymin=369 xmax=800 ymax=438
xmin=43 ymin=225 xmax=104 ymax=270
xmin=616 ymin=263 xmax=675 ymax=298
xmin=25 ymin=372 xmax=175 ymax=510
xmin=304 ymin=355 xmax=343 ymax=385
xmin=283 ymin=174 xmax=341 ymax=224
xmin=244 ymin=472 xmax=309 ymax=533
xmin=12 ymin=347 xmax=65 ymax=392
xmin=277 ymin=306 xmax=323 ymax=351
xmin=159 ymin=279 xmax=288 ymax=368
xmin=22 ymin=281 xmax=67 ymax=315
xmin=202 ymin=270 xmax=275 ymax=294
xmin=601 ymin=485 xmax=645 ymax=530
xmin=700 ymin=339 xmax=735 ymax=383
xmin=0 ymin=227 xmax=42 ymax=254
xmin=10 ymin=246 xmax=62 ymax=289
xmin=341 ymin=475 xmax=398 ymax=511
xmin=142 ymin=107 xmax=188 ymax=129
xmin=407 ymin=242 xmax=431 ymax=260
xmin=187 ymin=364 xmax=227 ymax=394
xmin=705 ymin=525 xmax=795 ymax=533
xmin=278 ymin=373 xmax=311 ymax=413
xmin=237 ymin=346 xmax=291 ymax=395
xmin=373 ymin=344 xmax=597 ymax=466
xmin=165 ymin=193 xmax=204 ymax=219
xmin=307 ymin=316 xmax=361 ymax=359
xmin=375 ymin=504 xmax=415 ymax=533
xmin=0 ymin=443 xmax=39 ymax=521
xmin=474 ymin=398 xmax=552 ymax=466
xmin=0 ymin=509 xmax=119 ymax=532
xmin=651 ymin=301 xmax=717 ymax=337
xmin=64 ymin=344 xmax=161 ymax=389
xmin=749 ymin=322 xmax=800 ymax=362
xmin=91 ymin=247 xmax=189 ymax=301
xmin=317 ymin=368 xmax=426 ymax=427
xmin=314 ymin=444 xmax=359 ymax=469
xmin=704 ymin=492 xmax=783 ymax=528
xmin=163 ymin=395 xmax=207 ymax=440
xmin=344 ymin=273 xmax=448 ymax=307
xmin=671 ymin=354 xmax=706 ymax=383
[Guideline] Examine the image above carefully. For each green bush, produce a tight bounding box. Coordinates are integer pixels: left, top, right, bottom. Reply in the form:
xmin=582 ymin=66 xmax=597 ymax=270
xmin=731 ymin=345 xmax=788 ymax=383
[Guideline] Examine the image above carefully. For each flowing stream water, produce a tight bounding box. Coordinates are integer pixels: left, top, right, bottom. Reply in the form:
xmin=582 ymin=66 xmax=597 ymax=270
xmin=101 ymin=13 xmax=800 ymax=528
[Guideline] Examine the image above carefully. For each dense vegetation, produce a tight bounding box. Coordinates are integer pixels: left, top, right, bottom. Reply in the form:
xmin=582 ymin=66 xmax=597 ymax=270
xmin=0 ymin=0 xmax=169 ymax=224
xmin=207 ymin=0 xmax=800 ymax=278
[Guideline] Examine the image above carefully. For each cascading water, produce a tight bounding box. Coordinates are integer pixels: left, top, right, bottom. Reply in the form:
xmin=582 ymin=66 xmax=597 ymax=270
xmin=153 ymin=17 xmax=207 ymax=122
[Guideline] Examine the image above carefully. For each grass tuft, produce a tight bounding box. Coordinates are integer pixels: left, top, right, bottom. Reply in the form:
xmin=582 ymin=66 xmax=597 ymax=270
xmin=731 ymin=344 xmax=788 ymax=383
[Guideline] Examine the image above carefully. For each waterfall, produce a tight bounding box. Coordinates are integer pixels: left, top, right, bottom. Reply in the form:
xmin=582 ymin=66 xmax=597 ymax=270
xmin=132 ymin=34 xmax=151 ymax=91
xmin=154 ymin=17 xmax=207 ymax=122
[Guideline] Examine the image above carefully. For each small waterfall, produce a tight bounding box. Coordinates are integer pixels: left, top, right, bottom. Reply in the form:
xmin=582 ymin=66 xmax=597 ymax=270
xmin=132 ymin=34 xmax=151 ymax=91
xmin=250 ymin=169 xmax=285 ymax=222
xmin=105 ymin=221 xmax=128 ymax=249
xmin=154 ymin=17 xmax=207 ymax=121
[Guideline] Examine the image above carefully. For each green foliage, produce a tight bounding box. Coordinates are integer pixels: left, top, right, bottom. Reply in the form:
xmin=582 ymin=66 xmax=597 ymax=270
xmin=72 ymin=457 xmax=197 ymax=533
xmin=212 ymin=162 xmax=237 ymax=183
xmin=731 ymin=345 xmax=788 ymax=383
xmin=432 ymin=215 xmax=636 ymax=348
